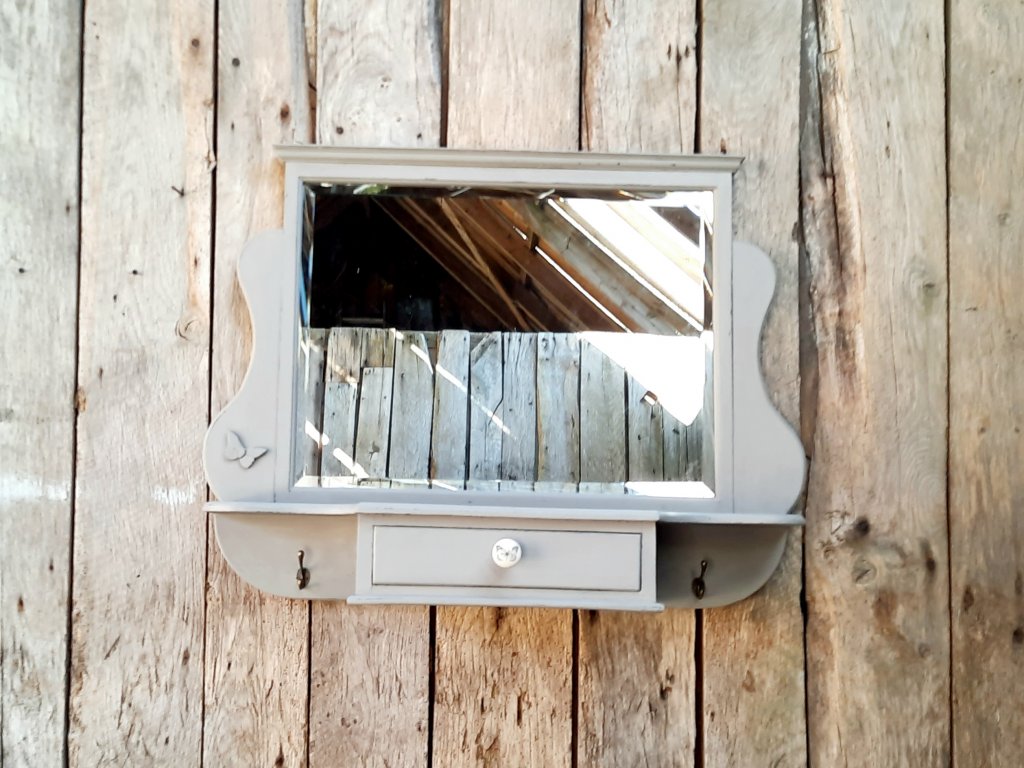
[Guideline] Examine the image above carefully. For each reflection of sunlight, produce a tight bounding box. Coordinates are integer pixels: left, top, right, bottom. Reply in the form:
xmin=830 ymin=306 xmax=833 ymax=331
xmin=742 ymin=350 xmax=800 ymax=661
xmin=582 ymin=331 xmax=707 ymax=425
xmin=626 ymin=481 xmax=714 ymax=498
xmin=435 ymin=364 xmax=467 ymax=393
xmin=431 ymin=480 xmax=461 ymax=491
xmin=532 ymin=246 xmax=630 ymax=332
xmin=331 ymin=447 xmax=369 ymax=479
xmin=436 ymin=361 xmax=510 ymax=434
xmin=305 ymin=420 xmax=329 ymax=446
xmin=562 ymin=198 xmax=705 ymax=327
xmin=410 ymin=343 xmax=432 ymax=367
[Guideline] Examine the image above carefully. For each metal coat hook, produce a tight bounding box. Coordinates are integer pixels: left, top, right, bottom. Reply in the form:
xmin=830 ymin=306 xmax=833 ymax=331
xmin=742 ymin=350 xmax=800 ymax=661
xmin=296 ymin=550 xmax=310 ymax=590
xmin=692 ymin=560 xmax=709 ymax=600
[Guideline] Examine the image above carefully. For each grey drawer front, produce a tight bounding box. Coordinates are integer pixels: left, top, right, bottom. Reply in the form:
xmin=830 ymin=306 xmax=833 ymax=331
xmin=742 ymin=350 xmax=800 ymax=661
xmin=372 ymin=525 xmax=642 ymax=592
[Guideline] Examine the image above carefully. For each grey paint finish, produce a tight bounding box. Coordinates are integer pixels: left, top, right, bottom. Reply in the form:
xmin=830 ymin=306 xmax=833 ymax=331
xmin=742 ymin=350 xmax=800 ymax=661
xmin=371 ymin=526 xmax=642 ymax=591
xmin=203 ymin=147 xmax=805 ymax=611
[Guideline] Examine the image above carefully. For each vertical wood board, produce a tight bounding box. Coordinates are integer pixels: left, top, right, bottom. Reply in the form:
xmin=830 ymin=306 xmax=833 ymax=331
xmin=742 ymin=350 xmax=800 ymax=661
xmin=577 ymin=2 xmax=698 ymax=764
xmin=204 ymin=2 xmax=314 ymax=765
xmin=309 ymin=4 xmax=440 ymax=763
xmin=949 ymin=2 xmax=1024 ymax=765
xmin=389 ymin=331 xmax=436 ymax=481
xmin=70 ymin=1 xmax=213 ymax=763
xmin=431 ymin=330 xmax=472 ymax=486
xmin=536 ymin=333 xmax=581 ymax=484
xmin=698 ymin=0 xmax=807 ymax=765
xmin=438 ymin=2 xmax=580 ymax=763
xmin=801 ymin=2 xmax=950 ymax=764
xmin=500 ymin=333 xmax=538 ymax=483
xmin=0 ymin=1 xmax=81 ymax=764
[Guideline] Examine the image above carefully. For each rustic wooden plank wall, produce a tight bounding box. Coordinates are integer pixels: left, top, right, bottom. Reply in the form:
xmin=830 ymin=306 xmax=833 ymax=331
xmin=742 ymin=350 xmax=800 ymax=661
xmin=948 ymin=2 xmax=1024 ymax=764
xmin=0 ymin=1 xmax=81 ymax=765
xmin=203 ymin=1 xmax=312 ymax=766
xmin=70 ymin=1 xmax=213 ymax=763
xmin=802 ymin=2 xmax=950 ymax=764
xmin=3 ymin=1 xmax=1024 ymax=766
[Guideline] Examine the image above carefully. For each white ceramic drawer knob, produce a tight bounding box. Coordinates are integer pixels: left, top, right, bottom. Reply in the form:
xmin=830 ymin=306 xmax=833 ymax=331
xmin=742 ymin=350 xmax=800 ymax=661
xmin=492 ymin=538 xmax=522 ymax=568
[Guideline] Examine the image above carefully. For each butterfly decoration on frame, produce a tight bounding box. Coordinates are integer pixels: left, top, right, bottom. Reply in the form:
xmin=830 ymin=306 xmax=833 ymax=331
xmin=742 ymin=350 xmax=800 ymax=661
xmin=224 ymin=430 xmax=268 ymax=469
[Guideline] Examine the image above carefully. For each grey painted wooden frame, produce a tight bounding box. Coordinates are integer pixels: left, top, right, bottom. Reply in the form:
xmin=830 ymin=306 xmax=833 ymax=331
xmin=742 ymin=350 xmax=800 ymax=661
xmin=203 ymin=146 xmax=805 ymax=610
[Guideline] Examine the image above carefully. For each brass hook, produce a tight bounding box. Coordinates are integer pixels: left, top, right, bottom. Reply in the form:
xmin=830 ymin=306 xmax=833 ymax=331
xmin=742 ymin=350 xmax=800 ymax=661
xmin=692 ymin=560 xmax=708 ymax=600
xmin=296 ymin=550 xmax=310 ymax=590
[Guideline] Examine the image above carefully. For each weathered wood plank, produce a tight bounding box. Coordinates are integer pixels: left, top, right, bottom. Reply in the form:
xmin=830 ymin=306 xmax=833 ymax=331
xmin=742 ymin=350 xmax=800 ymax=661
xmin=949 ymin=3 xmax=1024 ymax=765
xmin=431 ymin=330 xmax=472 ymax=487
xmin=309 ymin=605 xmax=430 ymax=767
xmin=627 ymin=376 xmax=664 ymax=482
xmin=698 ymin=1 xmax=806 ymax=761
xmin=801 ymin=2 xmax=949 ymax=765
xmin=321 ymin=328 xmax=363 ymax=485
xmin=448 ymin=0 xmax=580 ymax=151
xmin=468 ymin=332 xmax=503 ymax=483
xmin=500 ymin=333 xmax=538 ymax=483
xmin=0 ymin=0 xmax=80 ymax=763
xmin=310 ymin=5 xmax=439 ymax=761
xmin=536 ymin=334 xmax=581 ymax=485
xmin=203 ymin=1 xmax=313 ymax=764
xmin=321 ymin=327 xmax=396 ymax=485
xmin=389 ymin=331 xmax=436 ymax=482
xmin=69 ymin=2 xmax=212 ymax=763
xmin=582 ymin=0 xmax=696 ymax=153
xmin=578 ymin=2 xmax=697 ymax=764
xmin=354 ymin=367 xmax=394 ymax=482
xmin=438 ymin=3 xmax=580 ymax=764
xmin=316 ymin=0 xmax=441 ymax=146
xmin=579 ymin=337 xmax=627 ymax=487
xmin=295 ymin=327 xmax=328 ymax=482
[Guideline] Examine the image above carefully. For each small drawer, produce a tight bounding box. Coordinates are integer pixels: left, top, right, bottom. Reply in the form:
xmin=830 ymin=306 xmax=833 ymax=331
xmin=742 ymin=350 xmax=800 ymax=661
xmin=353 ymin=514 xmax=659 ymax=610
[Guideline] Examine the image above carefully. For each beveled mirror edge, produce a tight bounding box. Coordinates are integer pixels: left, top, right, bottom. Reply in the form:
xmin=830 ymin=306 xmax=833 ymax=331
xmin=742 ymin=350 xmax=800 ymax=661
xmin=275 ymin=147 xmax=737 ymax=508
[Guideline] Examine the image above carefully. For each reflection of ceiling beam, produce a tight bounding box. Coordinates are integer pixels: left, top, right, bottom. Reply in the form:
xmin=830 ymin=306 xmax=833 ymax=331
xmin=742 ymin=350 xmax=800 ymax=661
xmin=493 ymin=199 xmax=697 ymax=336
xmin=440 ymin=199 xmax=623 ymax=331
xmin=376 ymin=199 xmax=559 ymax=331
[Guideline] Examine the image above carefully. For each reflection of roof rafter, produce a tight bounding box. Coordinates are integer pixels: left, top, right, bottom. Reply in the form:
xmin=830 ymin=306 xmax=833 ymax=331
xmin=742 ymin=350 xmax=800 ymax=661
xmin=370 ymin=193 xmax=709 ymax=336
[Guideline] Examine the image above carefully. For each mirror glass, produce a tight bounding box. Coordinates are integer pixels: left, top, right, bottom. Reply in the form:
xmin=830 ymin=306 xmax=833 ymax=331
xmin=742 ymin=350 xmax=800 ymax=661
xmin=293 ymin=183 xmax=715 ymax=498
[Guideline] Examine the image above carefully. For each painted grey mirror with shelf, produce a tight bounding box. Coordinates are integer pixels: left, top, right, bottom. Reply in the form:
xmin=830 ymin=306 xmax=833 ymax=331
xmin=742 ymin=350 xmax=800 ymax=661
xmin=203 ymin=147 xmax=804 ymax=610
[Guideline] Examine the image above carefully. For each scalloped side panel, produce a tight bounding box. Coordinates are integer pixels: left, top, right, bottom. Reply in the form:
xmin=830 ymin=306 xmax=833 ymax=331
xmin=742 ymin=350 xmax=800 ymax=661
xmin=204 ymin=229 xmax=288 ymax=502
xmin=732 ymin=241 xmax=806 ymax=516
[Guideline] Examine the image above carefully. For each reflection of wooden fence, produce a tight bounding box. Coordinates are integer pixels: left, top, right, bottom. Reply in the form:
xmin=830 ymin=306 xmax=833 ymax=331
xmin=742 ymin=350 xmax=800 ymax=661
xmin=297 ymin=328 xmax=713 ymax=491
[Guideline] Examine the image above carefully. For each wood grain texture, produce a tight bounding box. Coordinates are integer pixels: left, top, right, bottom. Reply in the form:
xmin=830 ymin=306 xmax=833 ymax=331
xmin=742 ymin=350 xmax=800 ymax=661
xmin=434 ymin=608 xmax=572 ymax=768
xmin=577 ymin=2 xmax=697 ymax=764
xmin=582 ymin=0 xmax=696 ymax=153
xmin=0 ymin=0 xmax=80 ymax=763
xmin=316 ymin=0 xmax=441 ymax=146
xmin=309 ymin=605 xmax=430 ymax=768
xmin=296 ymin=327 xmax=328 ymax=481
xmin=309 ymin=4 xmax=439 ymax=762
xmin=698 ymin=1 xmax=807 ymax=765
xmin=579 ymin=339 xmax=626 ymax=484
xmin=627 ymin=376 xmax=664 ymax=482
xmin=536 ymin=333 xmax=581 ymax=484
xmin=389 ymin=331 xmax=436 ymax=481
xmin=801 ymin=2 xmax=949 ymax=765
xmin=500 ymin=333 xmax=538 ymax=482
xmin=448 ymin=0 xmax=580 ymax=151
xmin=203 ymin=2 xmax=313 ymax=764
xmin=468 ymin=332 xmax=503 ymax=482
xmin=355 ymin=367 xmax=395 ymax=481
xmin=431 ymin=330 xmax=471 ymax=486
xmin=949 ymin=3 xmax=1024 ymax=765
xmin=439 ymin=3 xmax=579 ymax=762
xmin=69 ymin=1 xmax=213 ymax=763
